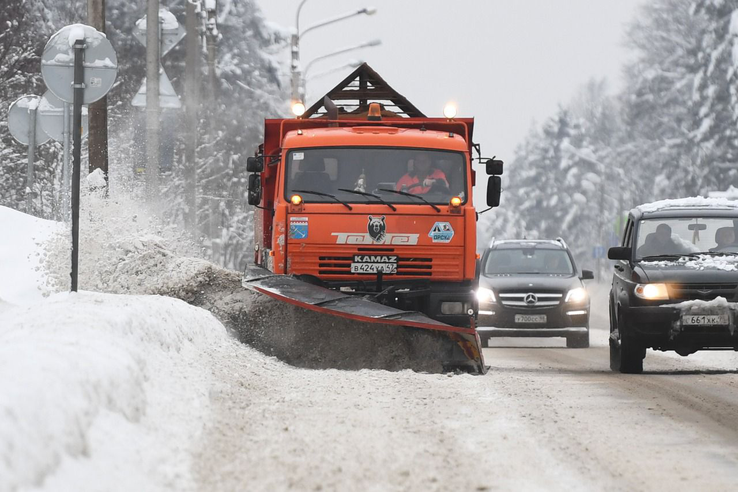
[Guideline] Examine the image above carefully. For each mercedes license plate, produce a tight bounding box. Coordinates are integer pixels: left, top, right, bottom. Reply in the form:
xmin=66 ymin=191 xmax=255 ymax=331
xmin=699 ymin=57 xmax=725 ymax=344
xmin=350 ymin=254 xmax=397 ymax=274
xmin=681 ymin=314 xmax=729 ymax=326
xmin=515 ymin=314 xmax=547 ymax=324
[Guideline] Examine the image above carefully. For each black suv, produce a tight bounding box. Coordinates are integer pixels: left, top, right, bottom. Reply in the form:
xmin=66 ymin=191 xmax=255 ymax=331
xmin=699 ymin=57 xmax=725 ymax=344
xmin=608 ymin=199 xmax=738 ymax=373
xmin=476 ymin=239 xmax=594 ymax=348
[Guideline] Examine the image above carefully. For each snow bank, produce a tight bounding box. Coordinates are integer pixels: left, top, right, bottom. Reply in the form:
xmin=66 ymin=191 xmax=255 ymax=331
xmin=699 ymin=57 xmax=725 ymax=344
xmin=637 ymin=196 xmax=738 ymax=213
xmin=0 ymin=206 xmax=64 ymax=305
xmin=0 ymin=292 xmax=230 ymax=491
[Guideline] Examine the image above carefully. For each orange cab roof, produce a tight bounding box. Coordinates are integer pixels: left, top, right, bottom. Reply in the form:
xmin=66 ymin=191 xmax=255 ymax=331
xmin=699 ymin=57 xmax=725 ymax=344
xmin=282 ymin=126 xmax=469 ymax=152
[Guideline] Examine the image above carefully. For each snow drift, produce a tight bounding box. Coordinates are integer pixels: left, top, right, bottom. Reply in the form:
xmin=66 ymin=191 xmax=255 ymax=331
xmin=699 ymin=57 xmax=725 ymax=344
xmin=0 ymin=292 xmax=230 ymax=491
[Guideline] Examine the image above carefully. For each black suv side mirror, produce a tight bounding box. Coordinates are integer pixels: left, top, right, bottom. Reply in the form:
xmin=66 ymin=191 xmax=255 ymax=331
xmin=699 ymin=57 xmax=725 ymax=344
xmin=487 ymin=176 xmax=501 ymax=208
xmin=486 ymin=159 xmax=504 ymax=175
xmin=580 ymin=270 xmax=594 ymax=280
xmin=608 ymin=246 xmax=632 ymax=261
xmin=247 ymin=174 xmax=262 ymax=205
xmin=247 ymin=156 xmax=264 ymax=173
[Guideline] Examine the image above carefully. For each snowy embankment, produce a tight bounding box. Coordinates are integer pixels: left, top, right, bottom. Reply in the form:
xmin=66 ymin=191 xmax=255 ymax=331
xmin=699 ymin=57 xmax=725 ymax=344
xmin=0 ymin=205 xmax=234 ymax=491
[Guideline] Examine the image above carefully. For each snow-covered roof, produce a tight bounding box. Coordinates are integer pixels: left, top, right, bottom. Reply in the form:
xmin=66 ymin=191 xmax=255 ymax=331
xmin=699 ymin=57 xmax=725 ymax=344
xmin=636 ymin=196 xmax=738 ymax=214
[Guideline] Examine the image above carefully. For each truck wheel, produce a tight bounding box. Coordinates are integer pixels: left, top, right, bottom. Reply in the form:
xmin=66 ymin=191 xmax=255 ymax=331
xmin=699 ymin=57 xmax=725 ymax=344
xmin=566 ymin=332 xmax=589 ymax=348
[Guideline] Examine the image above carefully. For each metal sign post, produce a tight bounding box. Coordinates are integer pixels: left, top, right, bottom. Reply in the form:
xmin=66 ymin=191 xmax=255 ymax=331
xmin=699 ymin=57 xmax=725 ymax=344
xmin=39 ymin=90 xmax=89 ymax=222
xmin=41 ymin=24 xmax=118 ymax=292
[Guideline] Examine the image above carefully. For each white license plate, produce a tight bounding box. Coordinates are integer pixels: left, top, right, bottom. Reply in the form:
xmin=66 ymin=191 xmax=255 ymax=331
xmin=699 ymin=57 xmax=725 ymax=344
xmin=515 ymin=314 xmax=547 ymax=324
xmin=350 ymin=263 xmax=397 ymax=274
xmin=681 ymin=314 xmax=729 ymax=326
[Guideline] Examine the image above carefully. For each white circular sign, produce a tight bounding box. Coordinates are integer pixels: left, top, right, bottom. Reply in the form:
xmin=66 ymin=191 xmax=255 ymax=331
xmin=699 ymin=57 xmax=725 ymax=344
xmin=38 ymin=90 xmax=88 ymax=142
xmin=7 ymin=95 xmax=51 ymax=146
xmin=41 ymin=24 xmax=118 ymax=105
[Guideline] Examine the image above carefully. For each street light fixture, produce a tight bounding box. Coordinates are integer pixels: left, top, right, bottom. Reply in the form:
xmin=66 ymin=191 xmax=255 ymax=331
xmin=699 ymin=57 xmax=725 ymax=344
xmin=291 ymin=1 xmax=378 ymax=103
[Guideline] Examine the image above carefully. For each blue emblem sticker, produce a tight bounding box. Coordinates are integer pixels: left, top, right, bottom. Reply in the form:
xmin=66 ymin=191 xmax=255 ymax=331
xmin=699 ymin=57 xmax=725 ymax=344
xmin=429 ymin=222 xmax=454 ymax=243
xmin=289 ymin=217 xmax=308 ymax=239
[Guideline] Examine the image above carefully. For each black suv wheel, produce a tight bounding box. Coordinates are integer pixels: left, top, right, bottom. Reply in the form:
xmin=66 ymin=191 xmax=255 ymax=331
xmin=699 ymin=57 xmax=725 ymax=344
xmin=610 ymin=307 xmax=645 ymax=373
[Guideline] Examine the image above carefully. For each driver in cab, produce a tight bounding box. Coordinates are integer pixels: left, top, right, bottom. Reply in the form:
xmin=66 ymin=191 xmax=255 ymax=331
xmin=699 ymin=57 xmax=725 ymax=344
xmin=396 ymin=152 xmax=448 ymax=194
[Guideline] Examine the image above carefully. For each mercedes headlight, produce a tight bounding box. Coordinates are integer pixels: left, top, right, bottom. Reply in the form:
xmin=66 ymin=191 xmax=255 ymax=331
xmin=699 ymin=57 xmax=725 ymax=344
xmin=476 ymin=287 xmax=496 ymax=304
xmin=565 ymin=287 xmax=588 ymax=303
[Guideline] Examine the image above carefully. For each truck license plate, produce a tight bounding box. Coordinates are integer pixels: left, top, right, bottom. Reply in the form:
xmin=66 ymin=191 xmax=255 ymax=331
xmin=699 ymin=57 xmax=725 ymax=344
xmin=681 ymin=314 xmax=729 ymax=326
xmin=515 ymin=314 xmax=546 ymax=324
xmin=350 ymin=255 xmax=397 ymax=274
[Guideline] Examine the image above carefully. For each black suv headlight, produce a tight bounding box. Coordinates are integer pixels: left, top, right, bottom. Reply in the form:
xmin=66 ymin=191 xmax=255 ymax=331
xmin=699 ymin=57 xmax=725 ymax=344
xmin=564 ymin=287 xmax=588 ymax=304
xmin=634 ymin=283 xmax=669 ymax=300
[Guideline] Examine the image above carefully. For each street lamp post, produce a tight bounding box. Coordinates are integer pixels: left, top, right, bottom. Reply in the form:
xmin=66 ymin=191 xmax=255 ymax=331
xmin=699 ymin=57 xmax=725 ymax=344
xmin=302 ymin=39 xmax=381 ymax=98
xmin=291 ymin=1 xmax=377 ymax=103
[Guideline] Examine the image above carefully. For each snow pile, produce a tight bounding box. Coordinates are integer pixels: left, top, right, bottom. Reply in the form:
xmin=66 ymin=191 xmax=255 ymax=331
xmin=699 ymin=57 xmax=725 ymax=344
xmin=42 ymin=187 xmax=211 ymax=297
xmin=0 ymin=292 xmax=230 ymax=491
xmin=0 ymin=206 xmax=64 ymax=305
xmin=637 ymin=196 xmax=738 ymax=213
xmin=642 ymin=254 xmax=738 ymax=271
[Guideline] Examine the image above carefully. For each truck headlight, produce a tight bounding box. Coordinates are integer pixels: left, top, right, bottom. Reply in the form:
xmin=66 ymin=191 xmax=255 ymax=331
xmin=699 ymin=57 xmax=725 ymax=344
xmin=476 ymin=287 xmax=496 ymax=304
xmin=634 ymin=283 xmax=669 ymax=300
xmin=565 ymin=287 xmax=587 ymax=303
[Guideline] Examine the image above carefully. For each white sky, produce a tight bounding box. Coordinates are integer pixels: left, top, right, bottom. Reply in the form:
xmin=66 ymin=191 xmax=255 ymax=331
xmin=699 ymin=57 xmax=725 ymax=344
xmin=255 ymin=0 xmax=643 ymax=181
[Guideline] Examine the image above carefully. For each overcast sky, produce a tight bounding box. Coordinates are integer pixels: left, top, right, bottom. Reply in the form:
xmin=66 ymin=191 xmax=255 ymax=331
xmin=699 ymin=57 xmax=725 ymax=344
xmin=255 ymin=0 xmax=643 ymax=169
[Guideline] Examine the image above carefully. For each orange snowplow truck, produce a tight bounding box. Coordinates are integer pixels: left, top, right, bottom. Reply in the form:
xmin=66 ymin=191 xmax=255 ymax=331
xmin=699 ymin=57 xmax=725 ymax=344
xmin=242 ymin=64 xmax=502 ymax=373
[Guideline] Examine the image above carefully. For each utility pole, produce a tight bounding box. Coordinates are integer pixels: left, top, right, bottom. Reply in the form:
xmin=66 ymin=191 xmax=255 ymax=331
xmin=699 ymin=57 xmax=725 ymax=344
xmin=87 ymin=0 xmax=108 ymax=186
xmin=146 ymin=0 xmax=160 ymax=200
xmin=204 ymin=1 xmax=218 ymax=104
xmin=184 ymin=0 xmax=200 ymax=231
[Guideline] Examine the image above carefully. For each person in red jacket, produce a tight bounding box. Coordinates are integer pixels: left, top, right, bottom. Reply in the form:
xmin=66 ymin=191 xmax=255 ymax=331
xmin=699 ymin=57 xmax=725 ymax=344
xmin=396 ymin=152 xmax=449 ymax=194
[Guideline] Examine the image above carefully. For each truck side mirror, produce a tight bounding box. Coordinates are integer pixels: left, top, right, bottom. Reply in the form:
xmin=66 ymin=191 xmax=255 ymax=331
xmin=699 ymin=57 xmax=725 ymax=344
xmin=486 ymin=159 xmax=503 ymax=175
xmin=247 ymin=174 xmax=262 ymax=205
xmin=487 ymin=176 xmax=501 ymax=208
xmin=247 ymin=156 xmax=264 ymax=173
xmin=608 ymin=246 xmax=632 ymax=261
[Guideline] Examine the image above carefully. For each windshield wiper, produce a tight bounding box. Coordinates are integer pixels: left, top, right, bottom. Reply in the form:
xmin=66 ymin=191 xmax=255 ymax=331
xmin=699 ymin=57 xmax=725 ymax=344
xmin=378 ymin=188 xmax=441 ymax=213
xmin=291 ymin=189 xmax=352 ymax=210
xmin=337 ymin=188 xmax=397 ymax=211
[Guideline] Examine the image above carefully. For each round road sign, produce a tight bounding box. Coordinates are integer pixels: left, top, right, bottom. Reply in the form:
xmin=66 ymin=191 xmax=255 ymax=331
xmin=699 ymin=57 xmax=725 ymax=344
xmin=41 ymin=24 xmax=118 ymax=105
xmin=7 ymin=95 xmax=51 ymax=146
xmin=38 ymin=90 xmax=88 ymax=141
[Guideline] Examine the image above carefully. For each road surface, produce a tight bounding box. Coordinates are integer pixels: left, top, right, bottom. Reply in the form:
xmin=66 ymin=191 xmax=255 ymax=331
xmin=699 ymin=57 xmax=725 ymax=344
xmin=194 ymin=285 xmax=738 ymax=491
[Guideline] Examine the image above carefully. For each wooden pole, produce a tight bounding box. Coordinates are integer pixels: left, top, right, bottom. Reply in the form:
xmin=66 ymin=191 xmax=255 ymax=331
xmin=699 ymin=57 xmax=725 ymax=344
xmin=146 ymin=0 xmax=160 ymax=200
xmin=87 ymin=0 xmax=108 ymax=186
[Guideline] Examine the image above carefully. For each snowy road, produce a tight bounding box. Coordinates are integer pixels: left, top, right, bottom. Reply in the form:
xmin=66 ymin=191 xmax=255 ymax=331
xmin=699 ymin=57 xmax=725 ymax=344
xmin=193 ymin=290 xmax=738 ymax=491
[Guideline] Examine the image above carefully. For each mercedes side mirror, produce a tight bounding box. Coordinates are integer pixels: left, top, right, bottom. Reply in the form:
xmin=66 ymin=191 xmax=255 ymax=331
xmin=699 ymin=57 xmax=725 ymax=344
xmin=608 ymin=246 xmax=632 ymax=261
xmin=486 ymin=159 xmax=503 ymax=175
xmin=580 ymin=270 xmax=594 ymax=280
xmin=486 ymin=176 xmax=501 ymax=208
xmin=247 ymin=156 xmax=264 ymax=173
xmin=247 ymin=174 xmax=262 ymax=205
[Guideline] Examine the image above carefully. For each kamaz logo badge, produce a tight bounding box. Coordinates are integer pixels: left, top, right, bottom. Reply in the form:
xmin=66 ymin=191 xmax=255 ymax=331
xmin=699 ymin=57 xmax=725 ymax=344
xmin=353 ymin=255 xmax=397 ymax=263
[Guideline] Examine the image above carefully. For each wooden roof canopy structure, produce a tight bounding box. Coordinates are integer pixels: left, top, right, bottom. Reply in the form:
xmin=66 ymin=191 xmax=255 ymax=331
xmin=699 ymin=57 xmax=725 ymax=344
xmin=302 ymin=63 xmax=426 ymax=119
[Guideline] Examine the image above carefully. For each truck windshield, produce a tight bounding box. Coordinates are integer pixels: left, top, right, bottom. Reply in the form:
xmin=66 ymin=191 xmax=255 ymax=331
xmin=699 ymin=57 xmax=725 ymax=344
xmin=484 ymin=248 xmax=574 ymax=275
xmin=635 ymin=217 xmax=738 ymax=260
xmin=284 ymin=147 xmax=467 ymax=205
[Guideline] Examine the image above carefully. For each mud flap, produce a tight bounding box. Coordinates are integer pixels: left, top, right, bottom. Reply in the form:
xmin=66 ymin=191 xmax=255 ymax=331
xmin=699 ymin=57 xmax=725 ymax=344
xmin=242 ymin=265 xmax=486 ymax=374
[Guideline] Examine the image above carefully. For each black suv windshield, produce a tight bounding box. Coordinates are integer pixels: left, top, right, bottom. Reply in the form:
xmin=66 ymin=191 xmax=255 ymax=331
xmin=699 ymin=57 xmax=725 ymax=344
xmin=484 ymin=248 xmax=574 ymax=275
xmin=284 ymin=147 xmax=467 ymax=205
xmin=635 ymin=217 xmax=738 ymax=260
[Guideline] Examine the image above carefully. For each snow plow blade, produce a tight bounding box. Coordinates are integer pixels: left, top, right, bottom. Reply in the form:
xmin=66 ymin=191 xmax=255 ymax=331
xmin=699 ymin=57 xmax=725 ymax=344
xmin=242 ymin=265 xmax=486 ymax=374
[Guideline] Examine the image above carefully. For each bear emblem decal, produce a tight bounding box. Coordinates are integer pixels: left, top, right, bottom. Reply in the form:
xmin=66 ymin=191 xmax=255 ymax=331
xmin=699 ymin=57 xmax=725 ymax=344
xmin=367 ymin=215 xmax=387 ymax=243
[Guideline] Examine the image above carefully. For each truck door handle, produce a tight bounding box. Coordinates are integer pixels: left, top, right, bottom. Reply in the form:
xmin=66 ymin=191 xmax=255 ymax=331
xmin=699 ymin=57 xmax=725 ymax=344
xmin=614 ymin=264 xmax=624 ymax=272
